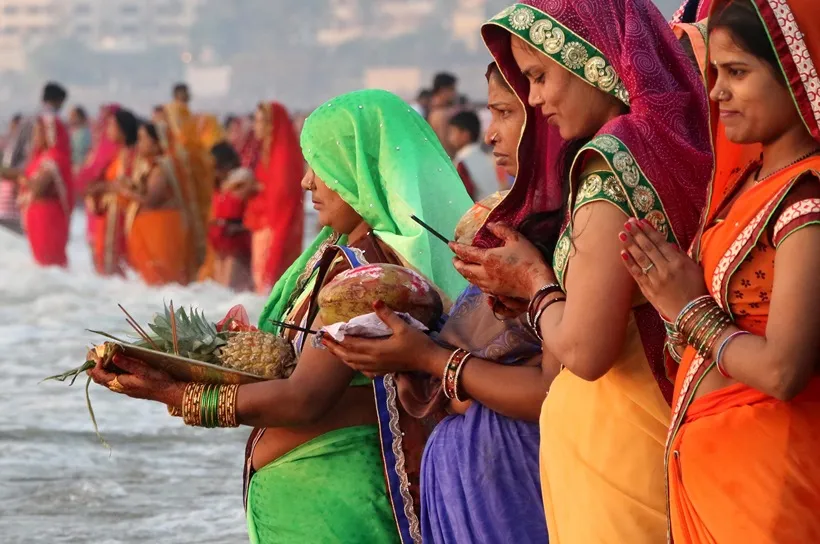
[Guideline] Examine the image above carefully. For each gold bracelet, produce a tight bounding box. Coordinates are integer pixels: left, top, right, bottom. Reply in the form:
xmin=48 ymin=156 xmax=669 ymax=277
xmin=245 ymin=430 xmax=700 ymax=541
xmin=218 ymin=384 xmax=240 ymax=428
xmin=183 ymin=383 xmax=206 ymax=427
xmin=167 ymin=405 xmax=182 ymax=417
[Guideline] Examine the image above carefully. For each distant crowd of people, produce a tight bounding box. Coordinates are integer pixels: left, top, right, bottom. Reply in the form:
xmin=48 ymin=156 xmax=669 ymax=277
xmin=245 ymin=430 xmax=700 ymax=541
xmin=0 ymin=74 xmax=508 ymax=293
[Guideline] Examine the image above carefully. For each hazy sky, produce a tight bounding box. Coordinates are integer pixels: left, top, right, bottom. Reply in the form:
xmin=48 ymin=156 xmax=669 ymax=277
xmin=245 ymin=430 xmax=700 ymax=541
xmin=655 ymin=0 xmax=683 ymax=17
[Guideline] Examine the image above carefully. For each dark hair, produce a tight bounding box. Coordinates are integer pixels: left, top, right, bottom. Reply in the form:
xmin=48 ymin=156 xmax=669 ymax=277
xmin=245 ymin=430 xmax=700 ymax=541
xmin=518 ymin=210 xmax=563 ymax=261
xmin=153 ymin=104 xmax=165 ymax=114
xmin=73 ymin=106 xmax=88 ymax=122
xmin=433 ymin=72 xmax=457 ymax=92
xmin=211 ymin=141 xmax=241 ymax=171
xmin=709 ymin=0 xmax=783 ymax=81
xmin=448 ymin=110 xmax=481 ymax=143
xmin=173 ymin=83 xmax=189 ymax=98
xmin=485 ymin=62 xmax=515 ymax=94
xmin=223 ymin=114 xmax=238 ymax=129
xmin=417 ymin=89 xmax=432 ymax=101
xmin=42 ymin=82 xmax=67 ymax=104
xmin=114 ymin=109 xmax=139 ymax=146
xmin=140 ymin=121 xmax=161 ymax=144
xmin=11 ymin=113 xmax=22 ymax=124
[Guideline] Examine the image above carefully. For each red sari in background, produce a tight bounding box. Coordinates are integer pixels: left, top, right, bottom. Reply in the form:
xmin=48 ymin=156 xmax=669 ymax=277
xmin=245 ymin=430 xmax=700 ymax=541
xmin=20 ymin=115 xmax=73 ymax=267
xmin=77 ymin=104 xmax=121 ymax=246
xmin=246 ymin=102 xmax=304 ymax=294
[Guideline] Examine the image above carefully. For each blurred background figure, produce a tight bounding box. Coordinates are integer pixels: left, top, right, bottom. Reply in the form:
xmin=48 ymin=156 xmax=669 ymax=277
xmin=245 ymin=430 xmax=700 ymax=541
xmin=0 ymin=113 xmax=25 ymax=234
xmin=448 ymin=110 xmax=497 ymax=201
xmin=427 ymin=72 xmax=459 ymax=154
xmin=208 ymin=141 xmax=255 ymax=292
xmin=69 ymin=106 xmax=92 ymax=173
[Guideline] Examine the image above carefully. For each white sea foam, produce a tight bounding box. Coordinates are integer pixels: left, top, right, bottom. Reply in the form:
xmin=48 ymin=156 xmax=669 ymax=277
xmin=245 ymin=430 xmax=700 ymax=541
xmin=0 ymin=213 xmax=270 ymax=543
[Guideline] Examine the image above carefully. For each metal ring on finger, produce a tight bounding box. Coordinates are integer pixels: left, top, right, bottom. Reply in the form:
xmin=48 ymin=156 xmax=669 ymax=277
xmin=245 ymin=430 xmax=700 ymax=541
xmin=108 ymin=376 xmax=125 ymax=393
xmin=641 ymin=262 xmax=655 ymax=275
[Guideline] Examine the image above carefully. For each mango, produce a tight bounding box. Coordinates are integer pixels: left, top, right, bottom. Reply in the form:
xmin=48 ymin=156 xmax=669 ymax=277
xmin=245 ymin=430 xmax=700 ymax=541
xmin=318 ymin=264 xmax=443 ymax=328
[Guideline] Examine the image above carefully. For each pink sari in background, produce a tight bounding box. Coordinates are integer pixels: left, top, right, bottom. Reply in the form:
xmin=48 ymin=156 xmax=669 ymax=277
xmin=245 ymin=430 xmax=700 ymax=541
xmin=77 ymin=104 xmax=121 ymax=245
xmin=21 ymin=115 xmax=73 ymax=267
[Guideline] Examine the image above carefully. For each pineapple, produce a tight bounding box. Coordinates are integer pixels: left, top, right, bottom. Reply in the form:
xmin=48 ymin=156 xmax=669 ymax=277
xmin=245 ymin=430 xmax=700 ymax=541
xmin=138 ymin=304 xmax=297 ymax=379
xmin=220 ymin=331 xmax=297 ymax=379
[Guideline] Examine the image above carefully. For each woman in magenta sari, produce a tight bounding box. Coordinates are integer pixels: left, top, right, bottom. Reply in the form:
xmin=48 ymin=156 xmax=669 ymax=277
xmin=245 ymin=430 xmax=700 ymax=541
xmin=17 ymin=115 xmax=73 ymax=267
xmin=77 ymin=104 xmax=121 ymax=250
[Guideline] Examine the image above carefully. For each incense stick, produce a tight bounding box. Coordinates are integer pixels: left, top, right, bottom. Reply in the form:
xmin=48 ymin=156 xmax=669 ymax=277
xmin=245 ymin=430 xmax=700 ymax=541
xmin=117 ymin=304 xmax=159 ymax=350
xmin=268 ymin=320 xmax=320 ymax=336
xmin=169 ymin=301 xmax=180 ymax=356
xmin=410 ymin=215 xmax=452 ymax=245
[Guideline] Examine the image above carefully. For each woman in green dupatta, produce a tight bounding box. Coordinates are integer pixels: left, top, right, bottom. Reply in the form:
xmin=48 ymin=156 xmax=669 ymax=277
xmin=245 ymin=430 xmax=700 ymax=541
xmin=88 ymin=89 xmax=472 ymax=544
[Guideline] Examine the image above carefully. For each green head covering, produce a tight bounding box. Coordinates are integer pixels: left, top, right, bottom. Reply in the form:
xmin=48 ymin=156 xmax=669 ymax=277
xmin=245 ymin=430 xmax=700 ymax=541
xmin=259 ymin=89 xmax=472 ymax=330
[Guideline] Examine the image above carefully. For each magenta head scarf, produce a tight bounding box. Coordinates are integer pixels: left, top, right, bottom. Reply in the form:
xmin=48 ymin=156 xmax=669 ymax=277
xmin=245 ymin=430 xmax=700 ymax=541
xmin=481 ymin=0 xmax=713 ymax=251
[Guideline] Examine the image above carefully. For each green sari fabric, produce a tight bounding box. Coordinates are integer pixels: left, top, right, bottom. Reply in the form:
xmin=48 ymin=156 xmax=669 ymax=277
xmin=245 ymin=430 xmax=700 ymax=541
xmin=247 ymin=425 xmax=400 ymax=544
xmin=258 ymin=89 xmax=472 ymax=330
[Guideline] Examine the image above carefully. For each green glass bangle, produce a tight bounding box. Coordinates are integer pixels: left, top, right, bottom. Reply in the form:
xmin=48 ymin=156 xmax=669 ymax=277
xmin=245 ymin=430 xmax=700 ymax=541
xmin=200 ymin=384 xmax=210 ymax=428
xmin=686 ymin=306 xmax=720 ymax=345
xmin=207 ymin=385 xmax=219 ymax=428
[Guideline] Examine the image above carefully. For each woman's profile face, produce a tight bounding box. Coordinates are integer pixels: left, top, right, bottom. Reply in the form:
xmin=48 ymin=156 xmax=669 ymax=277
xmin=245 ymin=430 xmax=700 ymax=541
xmin=136 ymin=126 xmax=160 ymax=158
xmin=107 ymin=116 xmax=123 ymax=144
xmin=484 ymin=74 xmax=525 ymax=177
xmin=511 ymin=35 xmax=623 ymax=141
xmin=253 ymin=108 xmax=267 ymax=141
xmin=301 ymin=167 xmax=363 ymax=235
xmin=708 ymin=27 xmax=801 ymax=145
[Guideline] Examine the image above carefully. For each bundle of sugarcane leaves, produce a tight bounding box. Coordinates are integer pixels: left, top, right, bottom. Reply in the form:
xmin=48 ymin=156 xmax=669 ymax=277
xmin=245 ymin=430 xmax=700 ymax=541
xmin=43 ymin=302 xmax=297 ymax=446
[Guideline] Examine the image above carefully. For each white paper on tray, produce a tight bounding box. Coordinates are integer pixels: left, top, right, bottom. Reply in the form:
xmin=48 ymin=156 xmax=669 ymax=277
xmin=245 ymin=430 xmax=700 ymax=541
xmin=313 ymin=312 xmax=428 ymax=347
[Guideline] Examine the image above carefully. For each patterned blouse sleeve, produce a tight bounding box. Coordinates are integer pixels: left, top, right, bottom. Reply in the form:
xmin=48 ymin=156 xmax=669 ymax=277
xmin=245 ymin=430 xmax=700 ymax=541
xmin=772 ymin=174 xmax=820 ymax=248
xmin=573 ymin=169 xmax=631 ymax=219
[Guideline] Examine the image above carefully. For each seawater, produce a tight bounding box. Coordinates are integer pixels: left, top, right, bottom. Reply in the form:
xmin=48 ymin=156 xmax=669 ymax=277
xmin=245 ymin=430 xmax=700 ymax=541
xmin=0 ymin=213 xmax=284 ymax=543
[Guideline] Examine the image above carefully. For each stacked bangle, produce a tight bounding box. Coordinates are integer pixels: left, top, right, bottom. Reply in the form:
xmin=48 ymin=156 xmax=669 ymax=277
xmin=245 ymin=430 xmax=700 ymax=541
xmin=674 ymin=295 xmax=734 ymax=359
xmin=181 ymin=383 xmax=240 ymax=428
xmin=527 ymin=283 xmax=566 ymax=341
xmin=442 ymin=349 xmax=473 ymax=401
xmin=714 ymin=331 xmax=750 ymax=379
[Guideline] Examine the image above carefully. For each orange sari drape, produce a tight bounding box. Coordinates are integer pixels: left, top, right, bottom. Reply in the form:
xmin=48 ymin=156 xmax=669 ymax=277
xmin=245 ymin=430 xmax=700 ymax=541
xmin=91 ymin=150 xmax=133 ymax=276
xmin=162 ymin=104 xmax=212 ymax=277
xmin=667 ymin=162 xmax=820 ymax=544
xmin=127 ymin=208 xmax=190 ymax=286
xmin=125 ymin=158 xmax=191 ymax=286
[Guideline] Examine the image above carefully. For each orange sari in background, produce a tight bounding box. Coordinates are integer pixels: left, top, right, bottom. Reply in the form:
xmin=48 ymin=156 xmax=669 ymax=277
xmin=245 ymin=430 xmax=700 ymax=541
xmin=162 ymin=103 xmax=212 ymax=277
xmin=91 ymin=148 xmax=135 ymax=276
xmin=668 ymin=2 xmax=820 ymax=542
xmin=126 ymin=158 xmax=191 ymax=286
xmin=246 ymin=102 xmax=304 ymax=294
xmin=197 ymin=114 xmax=224 ymax=151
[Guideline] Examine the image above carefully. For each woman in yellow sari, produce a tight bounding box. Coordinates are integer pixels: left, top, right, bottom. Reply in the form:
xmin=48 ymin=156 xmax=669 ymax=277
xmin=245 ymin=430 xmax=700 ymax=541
xmin=159 ymin=103 xmax=212 ymax=278
xmin=449 ymin=1 xmax=712 ymax=541
xmin=121 ymin=122 xmax=191 ymax=286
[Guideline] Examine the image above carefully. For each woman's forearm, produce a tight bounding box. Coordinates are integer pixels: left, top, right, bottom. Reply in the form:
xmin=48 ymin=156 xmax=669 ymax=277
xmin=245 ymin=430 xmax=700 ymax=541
xmin=235 ymin=378 xmax=333 ymax=428
xmin=712 ymin=327 xmax=816 ymax=401
xmin=424 ymin=345 xmax=549 ymax=422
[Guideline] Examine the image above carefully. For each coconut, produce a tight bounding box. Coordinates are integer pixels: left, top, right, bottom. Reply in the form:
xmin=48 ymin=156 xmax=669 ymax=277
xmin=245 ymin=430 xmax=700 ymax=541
xmin=318 ymin=264 xmax=443 ymax=328
xmin=454 ymin=190 xmax=509 ymax=245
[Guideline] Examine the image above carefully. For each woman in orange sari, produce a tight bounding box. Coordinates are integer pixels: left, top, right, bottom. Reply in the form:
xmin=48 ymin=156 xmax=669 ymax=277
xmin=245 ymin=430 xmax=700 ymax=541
xmin=246 ymin=102 xmax=304 ymax=294
xmin=122 ymin=123 xmax=191 ymax=286
xmin=621 ymin=1 xmax=820 ymax=542
xmin=162 ymin=102 xmax=212 ymax=277
xmin=87 ymin=109 xmax=139 ymax=276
